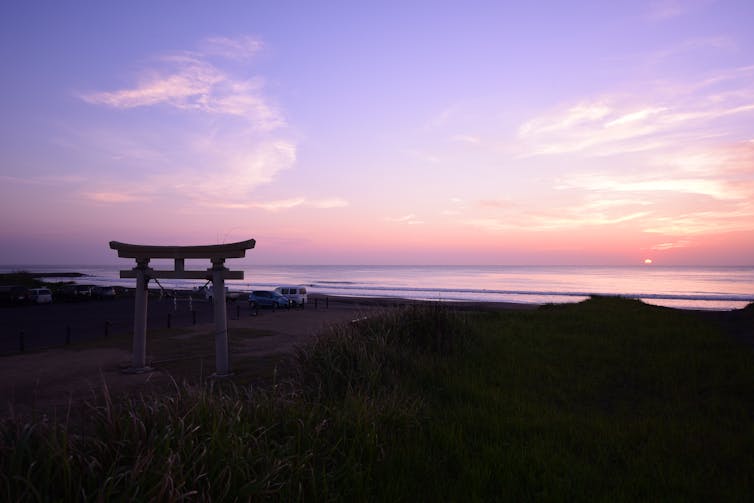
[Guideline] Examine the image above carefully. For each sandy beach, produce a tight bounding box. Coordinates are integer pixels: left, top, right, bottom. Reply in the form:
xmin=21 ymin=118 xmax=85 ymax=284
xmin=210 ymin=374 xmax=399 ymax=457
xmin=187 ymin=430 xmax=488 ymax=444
xmin=0 ymin=293 xmax=536 ymax=416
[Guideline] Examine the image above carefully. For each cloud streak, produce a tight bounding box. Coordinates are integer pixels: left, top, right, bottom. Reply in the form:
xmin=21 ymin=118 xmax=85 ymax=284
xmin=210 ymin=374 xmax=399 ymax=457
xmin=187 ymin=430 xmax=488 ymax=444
xmin=212 ymin=197 xmax=349 ymax=211
xmin=386 ymin=214 xmax=424 ymax=225
xmin=76 ymin=35 xmax=303 ymax=208
xmin=80 ymin=52 xmax=283 ymax=130
xmin=516 ymin=66 xmax=754 ymax=158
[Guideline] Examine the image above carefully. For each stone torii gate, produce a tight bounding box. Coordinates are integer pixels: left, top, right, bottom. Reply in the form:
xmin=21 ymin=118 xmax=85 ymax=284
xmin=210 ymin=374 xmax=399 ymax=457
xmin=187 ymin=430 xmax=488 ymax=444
xmin=109 ymin=239 xmax=255 ymax=376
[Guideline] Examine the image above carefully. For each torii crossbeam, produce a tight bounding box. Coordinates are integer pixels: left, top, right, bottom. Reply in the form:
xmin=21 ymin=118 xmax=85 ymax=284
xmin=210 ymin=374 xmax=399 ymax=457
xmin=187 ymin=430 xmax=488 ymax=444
xmin=110 ymin=239 xmax=256 ymax=376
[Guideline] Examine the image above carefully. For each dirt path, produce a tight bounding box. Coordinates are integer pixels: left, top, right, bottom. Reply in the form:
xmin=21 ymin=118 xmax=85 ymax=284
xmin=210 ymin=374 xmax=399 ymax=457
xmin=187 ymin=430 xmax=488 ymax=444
xmin=0 ymin=298 xmax=376 ymax=417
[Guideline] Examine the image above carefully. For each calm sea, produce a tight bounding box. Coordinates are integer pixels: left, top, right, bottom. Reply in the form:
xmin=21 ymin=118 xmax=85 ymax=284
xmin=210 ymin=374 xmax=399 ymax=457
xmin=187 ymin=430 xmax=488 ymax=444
xmin=2 ymin=264 xmax=753 ymax=310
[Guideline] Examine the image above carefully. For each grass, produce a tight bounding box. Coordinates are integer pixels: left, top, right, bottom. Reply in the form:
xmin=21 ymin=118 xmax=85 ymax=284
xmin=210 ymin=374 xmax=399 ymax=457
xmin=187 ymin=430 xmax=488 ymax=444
xmin=2 ymin=298 xmax=754 ymax=500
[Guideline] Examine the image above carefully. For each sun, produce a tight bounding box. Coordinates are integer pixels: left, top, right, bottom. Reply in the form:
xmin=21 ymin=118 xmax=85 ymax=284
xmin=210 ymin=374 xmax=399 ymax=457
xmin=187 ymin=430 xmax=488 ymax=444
xmin=643 ymin=258 xmax=653 ymax=265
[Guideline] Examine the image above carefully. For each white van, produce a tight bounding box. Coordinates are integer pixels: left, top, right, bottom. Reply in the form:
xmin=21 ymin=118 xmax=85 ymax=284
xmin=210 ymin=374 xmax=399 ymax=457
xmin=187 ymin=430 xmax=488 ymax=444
xmin=274 ymin=285 xmax=308 ymax=306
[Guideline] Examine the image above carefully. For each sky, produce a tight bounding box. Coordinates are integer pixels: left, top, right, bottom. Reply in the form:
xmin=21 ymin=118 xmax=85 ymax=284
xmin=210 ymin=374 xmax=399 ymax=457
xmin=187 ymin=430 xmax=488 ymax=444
xmin=1 ymin=0 xmax=753 ymax=266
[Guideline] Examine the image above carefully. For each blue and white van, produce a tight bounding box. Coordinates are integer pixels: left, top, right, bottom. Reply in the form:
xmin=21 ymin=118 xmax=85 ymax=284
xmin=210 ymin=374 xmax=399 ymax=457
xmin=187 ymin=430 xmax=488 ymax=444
xmin=274 ymin=285 xmax=308 ymax=306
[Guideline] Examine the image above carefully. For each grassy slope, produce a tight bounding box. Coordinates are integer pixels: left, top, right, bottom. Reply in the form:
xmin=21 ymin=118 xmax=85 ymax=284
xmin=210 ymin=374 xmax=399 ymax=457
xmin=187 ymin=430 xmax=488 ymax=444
xmin=381 ymin=297 xmax=754 ymax=501
xmin=2 ymin=298 xmax=753 ymax=501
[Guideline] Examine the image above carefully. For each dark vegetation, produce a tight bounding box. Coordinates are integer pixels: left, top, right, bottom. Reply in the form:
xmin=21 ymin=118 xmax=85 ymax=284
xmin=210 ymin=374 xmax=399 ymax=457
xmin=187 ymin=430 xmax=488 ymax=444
xmin=0 ymin=271 xmax=84 ymax=305
xmin=0 ymin=271 xmax=84 ymax=287
xmin=2 ymin=298 xmax=754 ymax=500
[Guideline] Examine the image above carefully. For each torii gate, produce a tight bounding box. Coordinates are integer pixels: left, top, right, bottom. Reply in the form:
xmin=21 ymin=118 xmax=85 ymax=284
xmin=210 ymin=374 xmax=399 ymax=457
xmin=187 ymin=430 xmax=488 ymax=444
xmin=109 ymin=239 xmax=255 ymax=376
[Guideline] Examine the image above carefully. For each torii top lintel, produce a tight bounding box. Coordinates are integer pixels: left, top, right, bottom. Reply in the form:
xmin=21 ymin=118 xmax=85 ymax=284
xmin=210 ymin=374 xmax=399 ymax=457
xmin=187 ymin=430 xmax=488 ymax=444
xmin=109 ymin=239 xmax=256 ymax=261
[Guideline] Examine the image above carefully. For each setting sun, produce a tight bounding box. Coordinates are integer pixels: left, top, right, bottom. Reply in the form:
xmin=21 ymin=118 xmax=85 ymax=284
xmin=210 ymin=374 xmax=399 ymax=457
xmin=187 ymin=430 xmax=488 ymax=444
xmin=644 ymin=259 xmax=653 ymax=265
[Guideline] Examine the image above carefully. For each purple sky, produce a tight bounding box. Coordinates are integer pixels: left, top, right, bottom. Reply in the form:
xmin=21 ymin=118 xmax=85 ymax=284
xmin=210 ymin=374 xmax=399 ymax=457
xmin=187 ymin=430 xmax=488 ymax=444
xmin=1 ymin=1 xmax=753 ymax=265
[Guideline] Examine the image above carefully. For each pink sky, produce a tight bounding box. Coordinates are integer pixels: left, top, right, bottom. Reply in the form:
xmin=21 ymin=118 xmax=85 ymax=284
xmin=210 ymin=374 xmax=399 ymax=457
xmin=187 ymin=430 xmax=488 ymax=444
xmin=1 ymin=1 xmax=753 ymax=265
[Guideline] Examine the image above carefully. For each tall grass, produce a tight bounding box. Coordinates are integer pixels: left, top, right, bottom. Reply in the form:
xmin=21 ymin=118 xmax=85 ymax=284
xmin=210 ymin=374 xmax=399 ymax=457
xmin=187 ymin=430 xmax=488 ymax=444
xmin=2 ymin=298 xmax=754 ymax=500
xmin=1 ymin=304 xmax=469 ymax=501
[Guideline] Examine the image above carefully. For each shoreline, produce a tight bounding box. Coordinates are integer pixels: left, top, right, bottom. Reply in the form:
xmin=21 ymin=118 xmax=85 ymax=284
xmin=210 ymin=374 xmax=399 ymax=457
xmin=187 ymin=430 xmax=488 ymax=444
xmin=3 ymin=267 xmax=752 ymax=311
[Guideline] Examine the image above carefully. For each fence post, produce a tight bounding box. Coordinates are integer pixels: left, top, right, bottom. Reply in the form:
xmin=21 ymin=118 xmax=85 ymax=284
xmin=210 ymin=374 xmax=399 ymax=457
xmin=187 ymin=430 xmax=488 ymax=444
xmin=19 ymin=331 xmax=25 ymax=353
xmin=326 ymin=297 xmax=329 ymax=309
xmin=167 ymin=313 xmax=172 ymax=329
xmin=66 ymin=325 xmax=71 ymax=345
xmin=314 ymin=298 xmax=318 ymax=309
xmin=192 ymin=309 xmax=197 ymax=325
xmin=236 ymin=304 xmax=240 ymax=320
xmin=105 ymin=320 xmax=110 ymax=337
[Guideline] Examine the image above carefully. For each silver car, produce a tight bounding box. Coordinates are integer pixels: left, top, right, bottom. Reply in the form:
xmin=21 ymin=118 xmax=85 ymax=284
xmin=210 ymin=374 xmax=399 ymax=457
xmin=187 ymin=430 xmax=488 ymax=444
xmin=248 ymin=290 xmax=291 ymax=308
xmin=29 ymin=288 xmax=53 ymax=304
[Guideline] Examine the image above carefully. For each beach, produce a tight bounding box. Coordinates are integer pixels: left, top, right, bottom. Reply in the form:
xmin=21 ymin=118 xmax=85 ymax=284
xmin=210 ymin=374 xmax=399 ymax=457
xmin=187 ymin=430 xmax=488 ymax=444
xmin=0 ymin=293 xmax=536 ymax=416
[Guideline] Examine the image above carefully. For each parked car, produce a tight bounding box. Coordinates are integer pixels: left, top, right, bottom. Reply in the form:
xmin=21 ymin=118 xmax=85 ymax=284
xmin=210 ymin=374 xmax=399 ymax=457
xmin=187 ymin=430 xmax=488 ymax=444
xmin=274 ymin=285 xmax=308 ymax=306
xmin=249 ymin=290 xmax=291 ymax=308
xmin=92 ymin=286 xmax=116 ymax=299
xmin=60 ymin=284 xmax=95 ymax=300
xmin=0 ymin=285 xmax=30 ymax=304
xmin=28 ymin=288 xmax=53 ymax=304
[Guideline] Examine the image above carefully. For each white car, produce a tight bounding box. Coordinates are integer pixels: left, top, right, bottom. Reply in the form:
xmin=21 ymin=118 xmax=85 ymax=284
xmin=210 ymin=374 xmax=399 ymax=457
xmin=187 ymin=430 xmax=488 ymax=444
xmin=29 ymin=288 xmax=53 ymax=304
xmin=274 ymin=286 xmax=308 ymax=306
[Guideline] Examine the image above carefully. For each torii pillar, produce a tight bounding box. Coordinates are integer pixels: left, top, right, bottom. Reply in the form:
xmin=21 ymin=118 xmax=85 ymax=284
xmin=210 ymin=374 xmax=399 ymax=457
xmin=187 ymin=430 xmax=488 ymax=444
xmin=109 ymin=239 xmax=255 ymax=377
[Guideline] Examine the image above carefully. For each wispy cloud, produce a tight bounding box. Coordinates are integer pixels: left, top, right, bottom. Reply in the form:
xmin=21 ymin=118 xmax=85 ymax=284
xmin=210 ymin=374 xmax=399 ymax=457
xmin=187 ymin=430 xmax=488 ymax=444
xmin=647 ymin=36 xmax=736 ymax=64
xmin=80 ymin=50 xmax=283 ymax=130
xmin=76 ymin=35 xmax=297 ymax=207
xmin=451 ymin=134 xmax=481 ymax=144
xmin=81 ymin=55 xmax=222 ymax=108
xmin=516 ymin=66 xmax=754 ymax=157
xmin=1 ymin=174 xmax=86 ymax=185
xmin=199 ymin=35 xmax=264 ymax=60
xmin=308 ymin=197 xmax=350 ymax=209
xmin=405 ymin=149 xmax=441 ymax=164
xmin=646 ymin=0 xmax=713 ymax=21
xmin=557 ymin=174 xmax=741 ymax=200
xmin=651 ymin=240 xmax=693 ymax=250
xmin=478 ymin=199 xmax=516 ymax=209
xmin=83 ymin=191 xmax=145 ymax=203
xmin=464 ymin=208 xmax=652 ymax=233
xmin=647 ymin=0 xmax=686 ymax=20
xmin=386 ymin=214 xmax=424 ymax=225
xmin=208 ymin=196 xmax=349 ymax=211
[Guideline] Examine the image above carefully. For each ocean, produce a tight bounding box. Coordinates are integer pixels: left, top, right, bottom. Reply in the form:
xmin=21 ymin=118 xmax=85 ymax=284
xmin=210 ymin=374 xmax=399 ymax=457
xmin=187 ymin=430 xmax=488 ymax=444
xmin=2 ymin=264 xmax=753 ymax=311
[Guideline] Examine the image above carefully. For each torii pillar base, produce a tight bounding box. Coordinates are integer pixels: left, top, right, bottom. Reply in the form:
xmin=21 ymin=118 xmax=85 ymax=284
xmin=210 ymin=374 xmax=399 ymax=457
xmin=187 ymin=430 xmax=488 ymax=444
xmin=212 ymin=258 xmax=231 ymax=378
xmin=125 ymin=258 xmax=154 ymax=374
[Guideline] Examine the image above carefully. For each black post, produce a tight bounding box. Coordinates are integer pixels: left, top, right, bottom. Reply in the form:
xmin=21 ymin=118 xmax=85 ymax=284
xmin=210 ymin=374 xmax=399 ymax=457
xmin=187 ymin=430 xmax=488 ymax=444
xmin=314 ymin=298 xmax=318 ymax=309
xmin=66 ymin=325 xmax=71 ymax=345
xmin=105 ymin=320 xmax=110 ymax=337
xmin=236 ymin=304 xmax=240 ymax=320
xmin=167 ymin=313 xmax=172 ymax=329
xmin=19 ymin=331 xmax=25 ymax=353
xmin=326 ymin=297 xmax=329 ymax=309
xmin=192 ymin=310 xmax=197 ymax=325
